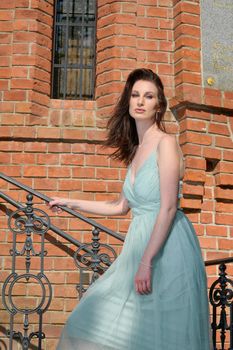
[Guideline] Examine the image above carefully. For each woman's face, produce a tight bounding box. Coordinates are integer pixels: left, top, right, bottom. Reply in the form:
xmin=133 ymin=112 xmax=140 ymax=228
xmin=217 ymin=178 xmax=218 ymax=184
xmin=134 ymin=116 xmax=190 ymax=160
xmin=129 ymin=80 xmax=159 ymax=122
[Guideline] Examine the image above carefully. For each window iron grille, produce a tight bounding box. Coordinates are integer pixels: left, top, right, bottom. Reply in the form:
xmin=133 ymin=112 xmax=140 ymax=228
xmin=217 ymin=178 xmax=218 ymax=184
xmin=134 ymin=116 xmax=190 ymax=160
xmin=51 ymin=0 xmax=96 ymax=100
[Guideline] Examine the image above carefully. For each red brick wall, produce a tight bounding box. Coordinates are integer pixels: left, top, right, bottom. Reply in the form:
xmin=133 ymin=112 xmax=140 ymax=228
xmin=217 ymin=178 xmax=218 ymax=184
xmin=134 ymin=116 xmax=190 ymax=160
xmin=0 ymin=0 xmax=232 ymax=348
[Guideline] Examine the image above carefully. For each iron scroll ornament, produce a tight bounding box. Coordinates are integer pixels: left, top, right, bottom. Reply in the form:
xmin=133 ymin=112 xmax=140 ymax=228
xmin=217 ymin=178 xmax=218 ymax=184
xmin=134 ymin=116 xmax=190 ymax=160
xmin=209 ymin=263 xmax=233 ymax=350
xmin=74 ymin=227 xmax=118 ymax=298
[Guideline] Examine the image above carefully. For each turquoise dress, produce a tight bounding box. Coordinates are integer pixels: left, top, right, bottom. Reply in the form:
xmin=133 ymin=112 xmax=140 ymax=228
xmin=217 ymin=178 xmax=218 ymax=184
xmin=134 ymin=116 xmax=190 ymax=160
xmin=57 ymin=150 xmax=211 ymax=350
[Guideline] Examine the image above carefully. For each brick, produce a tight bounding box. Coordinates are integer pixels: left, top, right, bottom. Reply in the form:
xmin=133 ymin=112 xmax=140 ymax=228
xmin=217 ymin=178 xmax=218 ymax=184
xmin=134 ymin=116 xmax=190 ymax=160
xmin=215 ymin=188 xmax=233 ymax=201
xmin=86 ymin=130 xmax=107 ymax=142
xmin=15 ymin=9 xmax=38 ymax=20
xmin=215 ymin=174 xmax=233 ymax=187
xmin=178 ymin=85 xmax=202 ymax=104
xmin=180 ymin=131 xmax=212 ymax=146
xmin=23 ymin=165 xmax=47 ymax=177
xmin=15 ymin=102 xmax=31 ymax=113
xmin=15 ymin=0 xmax=30 ymax=7
xmin=215 ymin=213 xmax=233 ymax=226
xmin=179 ymin=13 xmax=200 ymax=26
xmin=186 ymin=110 xmax=211 ymax=121
xmin=96 ymin=168 xmax=119 ymax=180
xmin=148 ymin=7 xmax=169 ymax=18
xmin=157 ymin=64 xmax=173 ymax=75
xmin=174 ymin=48 xmax=200 ymax=63
xmin=223 ymin=150 xmax=233 ymax=162
xmin=48 ymin=167 xmax=71 ymax=178
xmin=175 ymin=60 xmax=201 ymax=74
xmin=215 ymin=136 xmax=233 ymax=149
xmin=183 ymin=170 xmax=205 ymax=183
xmin=214 ymin=161 xmax=233 ymax=174
xmin=176 ymin=71 xmax=201 ymax=85
xmin=0 ymin=80 xmax=8 ymax=90
xmin=12 ymin=154 xmax=36 ymax=165
xmin=218 ymin=239 xmax=233 ymax=250
xmin=174 ymin=24 xmax=200 ymax=39
xmin=0 ymin=126 xmax=12 ymax=137
xmin=0 ymin=153 xmax=11 ymax=164
xmin=212 ymin=114 xmax=228 ymax=123
xmin=24 ymin=142 xmax=47 ymax=153
xmin=159 ymin=40 xmax=173 ymax=52
xmin=85 ymin=155 xmax=109 ymax=167
xmin=0 ymin=165 xmax=21 ymax=177
xmin=181 ymin=144 xmax=202 ymax=156
xmin=185 ymin=156 xmax=206 ymax=170
xmin=208 ymin=123 xmax=230 ymax=136
xmin=60 ymin=154 xmax=84 ymax=166
xmin=175 ymin=36 xmax=200 ymax=50
xmin=0 ymin=67 xmax=11 ymax=78
xmin=146 ymin=29 xmax=167 ymax=40
xmin=183 ymin=211 xmax=198 ymax=224
xmin=1 ymin=113 xmax=25 ymax=125
xmin=34 ymin=178 xmax=57 ymax=190
xmin=205 ymin=175 xmax=214 ymax=187
xmin=0 ymin=0 xmax=15 ymax=8
xmin=201 ymin=200 xmax=214 ymax=212
xmin=206 ymin=225 xmax=228 ymax=237
xmin=204 ymin=95 xmax=222 ymax=108
xmin=72 ymin=167 xmax=95 ymax=178
xmin=200 ymin=212 xmax=213 ymax=224
xmin=11 ymin=78 xmax=34 ymax=90
xmin=180 ymin=2 xmax=200 ymax=15
xmin=203 ymin=147 xmax=221 ymax=160
xmin=182 ymin=183 xmax=204 ymax=196
xmin=204 ymin=187 xmax=213 ymax=199
xmin=48 ymin=143 xmax=71 ymax=153
xmin=4 ymin=90 xmax=26 ymax=101
xmin=147 ymin=51 xmax=169 ymax=63
xmin=12 ymin=55 xmax=36 ymax=66
xmin=137 ymin=39 xmax=159 ymax=51
xmin=216 ymin=202 xmax=233 ymax=213
xmin=13 ymin=126 xmax=36 ymax=138
xmin=83 ymin=181 xmax=107 ymax=192
xmin=206 ymin=251 xmax=230 ymax=261
xmin=37 ymin=128 xmax=61 ymax=139
xmin=180 ymin=198 xmax=202 ymax=209
xmin=199 ymin=237 xmax=217 ymax=249
xmin=58 ymin=180 xmax=82 ymax=191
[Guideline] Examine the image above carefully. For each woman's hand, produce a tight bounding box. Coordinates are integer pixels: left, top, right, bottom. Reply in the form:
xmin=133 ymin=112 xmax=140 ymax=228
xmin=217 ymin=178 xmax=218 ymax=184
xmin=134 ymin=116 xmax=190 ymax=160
xmin=134 ymin=262 xmax=152 ymax=295
xmin=48 ymin=197 xmax=70 ymax=214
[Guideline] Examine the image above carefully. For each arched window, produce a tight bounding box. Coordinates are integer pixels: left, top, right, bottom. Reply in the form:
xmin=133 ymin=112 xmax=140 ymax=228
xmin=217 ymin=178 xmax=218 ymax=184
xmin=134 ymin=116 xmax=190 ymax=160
xmin=51 ymin=0 xmax=96 ymax=100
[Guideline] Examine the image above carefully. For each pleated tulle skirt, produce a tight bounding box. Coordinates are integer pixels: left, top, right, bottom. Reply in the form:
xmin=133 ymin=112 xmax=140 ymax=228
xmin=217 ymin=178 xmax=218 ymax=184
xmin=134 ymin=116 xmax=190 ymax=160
xmin=56 ymin=209 xmax=212 ymax=350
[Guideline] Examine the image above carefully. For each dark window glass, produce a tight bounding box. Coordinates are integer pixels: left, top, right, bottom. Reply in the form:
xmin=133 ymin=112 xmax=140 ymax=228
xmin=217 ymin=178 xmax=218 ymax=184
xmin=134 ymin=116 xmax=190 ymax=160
xmin=52 ymin=0 xmax=96 ymax=100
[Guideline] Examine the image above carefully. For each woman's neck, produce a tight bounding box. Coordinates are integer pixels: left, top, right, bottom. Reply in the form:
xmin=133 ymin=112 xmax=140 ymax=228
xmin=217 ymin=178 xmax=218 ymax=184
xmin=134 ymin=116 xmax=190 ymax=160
xmin=136 ymin=121 xmax=158 ymax=146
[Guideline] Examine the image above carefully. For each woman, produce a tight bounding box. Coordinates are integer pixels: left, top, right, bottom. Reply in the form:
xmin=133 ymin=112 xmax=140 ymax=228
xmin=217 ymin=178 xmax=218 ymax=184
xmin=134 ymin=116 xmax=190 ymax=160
xmin=49 ymin=68 xmax=211 ymax=349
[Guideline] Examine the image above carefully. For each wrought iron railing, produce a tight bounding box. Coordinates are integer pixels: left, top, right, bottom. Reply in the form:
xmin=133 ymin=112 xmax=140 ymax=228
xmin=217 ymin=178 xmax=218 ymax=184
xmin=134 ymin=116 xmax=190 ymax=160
xmin=205 ymin=257 xmax=233 ymax=350
xmin=0 ymin=172 xmax=232 ymax=350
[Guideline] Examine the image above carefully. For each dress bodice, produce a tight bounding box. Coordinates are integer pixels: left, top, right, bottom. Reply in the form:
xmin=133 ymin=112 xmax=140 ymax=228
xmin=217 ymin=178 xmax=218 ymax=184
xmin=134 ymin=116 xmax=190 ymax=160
xmin=123 ymin=149 xmax=182 ymax=216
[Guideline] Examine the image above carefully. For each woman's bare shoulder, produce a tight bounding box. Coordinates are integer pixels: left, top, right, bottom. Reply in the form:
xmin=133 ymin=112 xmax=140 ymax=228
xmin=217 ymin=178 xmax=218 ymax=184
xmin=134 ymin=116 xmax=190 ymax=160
xmin=157 ymin=133 xmax=184 ymax=179
xmin=157 ymin=133 xmax=178 ymax=149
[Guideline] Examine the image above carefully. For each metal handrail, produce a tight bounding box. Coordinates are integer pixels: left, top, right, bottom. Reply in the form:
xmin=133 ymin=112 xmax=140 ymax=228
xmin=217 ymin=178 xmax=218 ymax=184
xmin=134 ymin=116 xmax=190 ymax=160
xmin=0 ymin=172 xmax=124 ymax=242
xmin=205 ymin=256 xmax=233 ymax=267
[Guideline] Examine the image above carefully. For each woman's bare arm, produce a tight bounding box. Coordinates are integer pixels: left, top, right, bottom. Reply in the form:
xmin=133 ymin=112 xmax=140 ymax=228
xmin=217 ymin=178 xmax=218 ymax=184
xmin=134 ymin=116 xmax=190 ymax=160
xmin=48 ymin=190 xmax=130 ymax=216
xmin=135 ymin=135 xmax=180 ymax=294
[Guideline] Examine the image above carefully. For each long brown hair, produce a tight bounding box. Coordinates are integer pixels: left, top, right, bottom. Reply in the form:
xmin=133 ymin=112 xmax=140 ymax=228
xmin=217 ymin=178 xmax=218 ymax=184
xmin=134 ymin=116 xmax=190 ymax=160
xmin=103 ymin=68 xmax=167 ymax=165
